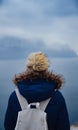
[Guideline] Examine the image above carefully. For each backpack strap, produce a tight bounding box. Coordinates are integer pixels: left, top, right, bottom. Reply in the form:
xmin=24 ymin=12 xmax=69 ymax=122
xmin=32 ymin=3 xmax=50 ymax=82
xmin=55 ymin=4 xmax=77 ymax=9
xmin=40 ymin=98 xmax=51 ymax=111
xmin=15 ymin=88 xmax=28 ymax=110
xmin=15 ymin=88 xmax=51 ymax=111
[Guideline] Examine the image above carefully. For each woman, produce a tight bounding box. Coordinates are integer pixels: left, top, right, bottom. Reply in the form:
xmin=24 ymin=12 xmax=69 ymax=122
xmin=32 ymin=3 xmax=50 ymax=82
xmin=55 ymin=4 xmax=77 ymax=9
xmin=4 ymin=52 xmax=70 ymax=130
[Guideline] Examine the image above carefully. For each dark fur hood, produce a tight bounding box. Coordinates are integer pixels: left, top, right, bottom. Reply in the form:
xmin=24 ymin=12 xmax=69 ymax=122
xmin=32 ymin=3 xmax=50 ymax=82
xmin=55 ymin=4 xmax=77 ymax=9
xmin=13 ymin=70 xmax=64 ymax=90
xmin=13 ymin=71 xmax=64 ymax=102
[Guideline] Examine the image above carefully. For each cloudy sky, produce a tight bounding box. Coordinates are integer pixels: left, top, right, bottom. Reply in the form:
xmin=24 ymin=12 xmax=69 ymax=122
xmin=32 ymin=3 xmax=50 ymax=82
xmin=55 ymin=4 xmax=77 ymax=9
xmin=0 ymin=0 xmax=78 ymax=54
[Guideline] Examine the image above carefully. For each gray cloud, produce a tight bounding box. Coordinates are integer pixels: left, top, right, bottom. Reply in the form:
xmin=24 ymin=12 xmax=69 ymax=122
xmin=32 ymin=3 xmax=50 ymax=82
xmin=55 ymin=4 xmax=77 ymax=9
xmin=0 ymin=0 xmax=78 ymax=55
xmin=0 ymin=36 xmax=77 ymax=59
xmin=0 ymin=0 xmax=78 ymax=23
xmin=0 ymin=0 xmax=78 ymax=28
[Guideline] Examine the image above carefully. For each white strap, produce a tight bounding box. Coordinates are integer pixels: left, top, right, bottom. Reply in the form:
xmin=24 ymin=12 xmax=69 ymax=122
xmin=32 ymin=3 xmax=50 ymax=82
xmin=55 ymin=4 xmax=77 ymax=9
xmin=40 ymin=98 xmax=51 ymax=111
xmin=15 ymin=88 xmax=28 ymax=110
xmin=15 ymin=88 xmax=51 ymax=111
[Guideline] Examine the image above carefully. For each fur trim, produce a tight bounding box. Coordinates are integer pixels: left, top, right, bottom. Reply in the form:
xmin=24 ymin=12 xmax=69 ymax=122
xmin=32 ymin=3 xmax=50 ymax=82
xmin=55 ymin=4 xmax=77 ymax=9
xmin=13 ymin=70 xmax=64 ymax=90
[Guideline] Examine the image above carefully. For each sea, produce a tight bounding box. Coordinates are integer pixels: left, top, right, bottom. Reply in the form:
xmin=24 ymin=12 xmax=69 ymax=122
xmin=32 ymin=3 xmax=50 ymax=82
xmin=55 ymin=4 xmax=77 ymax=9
xmin=0 ymin=57 xmax=78 ymax=130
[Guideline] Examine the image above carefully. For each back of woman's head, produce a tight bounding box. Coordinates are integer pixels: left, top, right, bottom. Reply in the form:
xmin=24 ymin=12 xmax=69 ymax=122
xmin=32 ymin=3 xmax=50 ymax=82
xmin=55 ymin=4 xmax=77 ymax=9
xmin=26 ymin=52 xmax=49 ymax=72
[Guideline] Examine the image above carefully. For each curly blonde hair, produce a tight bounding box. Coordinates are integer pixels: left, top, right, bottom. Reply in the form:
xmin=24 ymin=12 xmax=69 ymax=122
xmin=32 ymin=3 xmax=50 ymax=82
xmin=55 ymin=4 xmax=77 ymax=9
xmin=26 ymin=52 xmax=49 ymax=71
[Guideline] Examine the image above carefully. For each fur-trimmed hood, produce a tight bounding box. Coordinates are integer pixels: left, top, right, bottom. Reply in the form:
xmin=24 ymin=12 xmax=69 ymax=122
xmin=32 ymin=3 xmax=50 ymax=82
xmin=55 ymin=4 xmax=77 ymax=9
xmin=13 ymin=70 xmax=64 ymax=102
xmin=13 ymin=70 xmax=64 ymax=89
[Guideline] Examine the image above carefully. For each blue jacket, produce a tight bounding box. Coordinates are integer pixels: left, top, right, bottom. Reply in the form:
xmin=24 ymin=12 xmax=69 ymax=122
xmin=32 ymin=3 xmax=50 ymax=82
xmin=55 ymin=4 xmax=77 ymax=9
xmin=4 ymin=79 xmax=70 ymax=130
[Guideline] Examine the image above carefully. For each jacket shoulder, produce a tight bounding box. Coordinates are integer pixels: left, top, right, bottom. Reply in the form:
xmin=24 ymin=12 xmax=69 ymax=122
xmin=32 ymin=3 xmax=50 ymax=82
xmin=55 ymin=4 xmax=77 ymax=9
xmin=54 ymin=90 xmax=65 ymax=100
xmin=9 ymin=91 xmax=17 ymax=102
xmin=8 ymin=90 xmax=21 ymax=111
xmin=50 ymin=90 xmax=66 ymax=107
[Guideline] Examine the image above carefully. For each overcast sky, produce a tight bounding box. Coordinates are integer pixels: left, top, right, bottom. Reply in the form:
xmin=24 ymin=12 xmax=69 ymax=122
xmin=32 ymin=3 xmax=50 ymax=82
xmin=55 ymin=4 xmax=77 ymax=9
xmin=0 ymin=0 xmax=78 ymax=54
